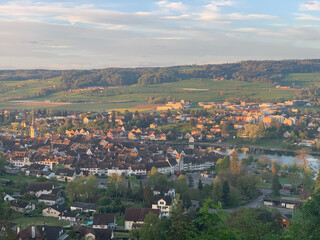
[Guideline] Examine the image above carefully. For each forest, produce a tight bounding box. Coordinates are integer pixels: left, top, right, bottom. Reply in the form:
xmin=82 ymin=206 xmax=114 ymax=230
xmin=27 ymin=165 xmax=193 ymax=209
xmin=1 ymin=59 xmax=320 ymax=90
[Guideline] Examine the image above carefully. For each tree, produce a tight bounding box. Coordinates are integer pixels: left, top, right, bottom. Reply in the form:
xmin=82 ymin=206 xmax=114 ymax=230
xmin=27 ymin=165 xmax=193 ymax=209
xmin=315 ymin=168 xmax=320 ymax=192
xmin=188 ymin=175 xmax=194 ymax=188
xmin=295 ymin=149 xmax=308 ymax=170
xmin=271 ymin=174 xmax=281 ymax=196
xmin=289 ymin=190 xmax=320 ymax=239
xmin=230 ymin=150 xmax=241 ymax=175
xmin=212 ymin=178 xmax=223 ymax=204
xmin=176 ymin=176 xmax=191 ymax=208
xmin=195 ymin=199 xmax=240 ymax=240
xmin=0 ymin=153 xmax=6 ymax=173
xmin=143 ymin=184 xmax=154 ymax=207
xmin=135 ymin=212 xmax=164 ymax=240
xmin=66 ymin=175 xmax=98 ymax=202
xmin=127 ymin=181 xmax=133 ymax=199
xmin=301 ymin=168 xmax=315 ymax=191
xmin=222 ymin=180 xmax=230 ymax=207
xmin=169 ymin=195 xmax=197 ymax=240
xmin=198 ymin=179 xmax=203 ymax=191
xmin=227 ymin=208 xmax=282 ymax=240
xmin=271 ymin=163 xmax=278 ymax=175
xmin=216 ymin=156 xmax=230 ymax=174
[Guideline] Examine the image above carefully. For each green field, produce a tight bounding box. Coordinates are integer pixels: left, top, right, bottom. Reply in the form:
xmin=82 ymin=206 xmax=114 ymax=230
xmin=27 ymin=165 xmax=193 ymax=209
xmin=280 ymin=73 xmax=320 ymax=87
xmin=0 ymin=73 xmax=316 ymax=111
xmin=12 ymin=216 xmax=69 ymax=228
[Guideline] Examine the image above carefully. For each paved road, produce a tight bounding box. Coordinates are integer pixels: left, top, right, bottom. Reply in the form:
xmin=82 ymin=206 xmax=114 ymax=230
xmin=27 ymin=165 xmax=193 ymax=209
xmin=224 ymin=188 xmax=272 ymax=212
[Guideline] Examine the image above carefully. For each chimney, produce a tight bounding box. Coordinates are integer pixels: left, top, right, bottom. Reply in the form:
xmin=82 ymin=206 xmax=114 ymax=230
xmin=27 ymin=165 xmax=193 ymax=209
xmin=31 ymin=225 xmax=35 ymax=239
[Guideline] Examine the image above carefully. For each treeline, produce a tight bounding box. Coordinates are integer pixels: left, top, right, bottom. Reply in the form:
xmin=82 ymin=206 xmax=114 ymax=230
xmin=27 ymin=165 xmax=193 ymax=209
xmin=0 ymin=69 xmax=62 ymax=81
xmin=2 ymin=59 xmax=320 ymax=89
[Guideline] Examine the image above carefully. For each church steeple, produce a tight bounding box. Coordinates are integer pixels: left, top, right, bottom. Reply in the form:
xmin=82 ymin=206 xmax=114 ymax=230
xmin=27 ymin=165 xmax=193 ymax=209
xmin=30 ymin=109 xmax=37 ymax=138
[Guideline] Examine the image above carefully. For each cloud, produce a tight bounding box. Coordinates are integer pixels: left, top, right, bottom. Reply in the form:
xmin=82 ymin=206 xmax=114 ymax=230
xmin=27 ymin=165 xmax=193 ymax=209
xmin=162 ymin=14 xmax=190 ymax=20
xmin=228 ymin=13 xmax=278 ymax=20
xmin=0 ymin=1 xmax=319 ymax=69
xmin=295 ymin=13 xmax=320 ymax=21
xmin=300 ymin=1 xmax=320 ymax=11
xmin=213 ymin=0 xmax=234 ymax=6
xmin=155 ymin=1 xmax=187 ymax=11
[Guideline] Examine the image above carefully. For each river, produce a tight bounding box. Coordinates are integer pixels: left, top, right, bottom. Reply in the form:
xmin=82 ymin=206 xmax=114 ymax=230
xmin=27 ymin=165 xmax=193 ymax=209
xmin=214 ymin=149 xmax=320 ymax=171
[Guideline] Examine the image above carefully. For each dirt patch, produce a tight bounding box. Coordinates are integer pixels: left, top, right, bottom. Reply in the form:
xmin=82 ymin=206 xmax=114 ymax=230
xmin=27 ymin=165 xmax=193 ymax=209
xmin=11 ymin=101 xmax=71 ymax=107
xmin=133 ymin=104 xmax=162 ymax=110
xmin=182 ymin=88 xmax=209 ymax=91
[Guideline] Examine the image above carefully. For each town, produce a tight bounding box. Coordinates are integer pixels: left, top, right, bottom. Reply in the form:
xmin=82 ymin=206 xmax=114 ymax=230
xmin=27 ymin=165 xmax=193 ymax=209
xmin=0 ymin=98 xmax=319 ymax=239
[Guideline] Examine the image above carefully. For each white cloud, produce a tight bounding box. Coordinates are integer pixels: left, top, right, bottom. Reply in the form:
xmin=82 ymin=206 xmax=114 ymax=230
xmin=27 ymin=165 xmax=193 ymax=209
xmin=0 ymin=1 xmax=319 ymax=69
xmin=295 ymin=13 xmax=320 ymax=21
xmin=155 ymin=1 xmax=187 ymax=11
xmin=300 ymin=1 xmax=320 ymax=11
xmin=228 ymin=13 xmax=278 ymax=20
xmin=162 ymin=14 xmax=190 ymax=20
xmin=236 ymin=28 xmax=257 ymax=32
xmin=213 ymin=0 xmax=234 ymax=6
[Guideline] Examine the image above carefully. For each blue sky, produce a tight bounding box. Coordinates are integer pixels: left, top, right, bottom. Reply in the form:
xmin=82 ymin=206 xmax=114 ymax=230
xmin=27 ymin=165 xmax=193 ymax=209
xmin=0 ymin=0 xmax=319 ymax=69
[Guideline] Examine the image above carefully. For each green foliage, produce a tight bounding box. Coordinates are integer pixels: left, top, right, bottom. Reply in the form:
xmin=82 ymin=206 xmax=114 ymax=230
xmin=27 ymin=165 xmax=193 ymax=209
xmin=271 ymin=174 xmax=281 ymax=196
xmin=65 ymin=175 xmax=98 ymax=202
xmin=169 ymin=196 xmax=197 ymax=240
xmin=195 ymin=199 xmax=240 ymax=240
xmin=143 ymin=184 xmax=153 ymax=207
xmin=131 ymin=212 xmax=166 ymax=240
xmin=289 ymin=190 xmax=320 ymax=239
xmin=0 ymin=153 xmax=6 ymax=173
xmin=0 ymin=200 xmax=14 ymax=220
xmin=215 ymin=156 xmax=230 ymax=174
xmin=227 ymin=208 xmax=282 ymax=240
xmin=222 ymin=181 xmax=230 ymax=207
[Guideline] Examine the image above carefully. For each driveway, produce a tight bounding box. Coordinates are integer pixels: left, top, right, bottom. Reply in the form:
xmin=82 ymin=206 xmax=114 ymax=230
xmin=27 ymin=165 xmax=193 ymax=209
xmin=224 ymin=188 xmax=272 ymax=212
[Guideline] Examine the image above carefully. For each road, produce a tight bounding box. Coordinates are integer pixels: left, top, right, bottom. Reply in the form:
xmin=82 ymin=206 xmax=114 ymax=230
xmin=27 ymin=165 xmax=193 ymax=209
xmin=224 ymin=188 xmax=272 ymax=212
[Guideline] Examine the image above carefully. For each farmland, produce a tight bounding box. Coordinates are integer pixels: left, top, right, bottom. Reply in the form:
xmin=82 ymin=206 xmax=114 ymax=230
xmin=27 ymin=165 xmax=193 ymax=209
xmin=0 ymin=73 xmax=318 ymax=112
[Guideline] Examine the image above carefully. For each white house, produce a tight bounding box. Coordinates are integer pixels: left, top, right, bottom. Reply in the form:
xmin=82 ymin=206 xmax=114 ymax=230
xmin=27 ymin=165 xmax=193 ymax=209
xmin=152 ymin=196 xmax=173 ymax=218
xmin=124 ymin=208 xmax=160 ymax=230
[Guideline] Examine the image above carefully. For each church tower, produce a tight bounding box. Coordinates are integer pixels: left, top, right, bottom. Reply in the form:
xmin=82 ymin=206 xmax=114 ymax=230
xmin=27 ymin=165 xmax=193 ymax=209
xmin=30 ymin=110 xmax=37 ymax=138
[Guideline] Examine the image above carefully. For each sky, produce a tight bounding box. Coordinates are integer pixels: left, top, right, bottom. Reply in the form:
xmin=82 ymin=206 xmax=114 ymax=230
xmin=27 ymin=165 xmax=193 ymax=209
xmin=0 ymin=0 xmax=319 ymax=69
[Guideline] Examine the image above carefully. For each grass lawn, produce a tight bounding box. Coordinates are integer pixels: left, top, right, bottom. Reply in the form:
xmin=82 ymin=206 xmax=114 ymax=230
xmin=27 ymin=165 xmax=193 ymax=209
xmin=12 ymin=216 xmax=69 ymax=228
xmin=256 ymin=181 xmax=272 ymax=189
xmin=116 ymin=214 xmax=124 ymax=227
xmin=0 ymin=173 xmax=38 ymax=183
xmin=279 ymin=176 xmax=292 ymax=186
xmin=226 ymin=139 xmax=286 ymax=149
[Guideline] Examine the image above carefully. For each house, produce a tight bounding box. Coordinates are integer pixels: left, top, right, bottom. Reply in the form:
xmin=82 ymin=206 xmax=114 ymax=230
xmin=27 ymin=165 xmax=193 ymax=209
xmin=283 ymin=184 xmax=292 ymax=191
xmin=55 ymin=168 xmax=77 ymax=182
xmin=38 ymin=194 xmax=64 ymax=206
xmin=153 ymin=186 xmax=175 ymax=197
xmin=92 ymin=213 xmax=116 ymax=229
xmin=71 ymin=202 xmax=98 ymax=212
xmin=42 ymin=204 xmax=66 ymax=218
xmin=3 ymin=193 xmax=15 ymax=202
xmin=124 ymin=208 xmax=160 ymax=230
xmin=152 ymin=195 xmax=173 ymax=217
xmin=150 ymin=123 xmax=157 ymax=129
xmin=283 ymin=131 xmax=292 ymax=138
xmin=27 ymin=182 xmax=54 ymax=197
xmin=83 ymin=116 xmax=94 ymax=124
xmin=17 ymin=225 xmax=68 ymax=240
xmin=0 ymin=221 xmax=16 ymax=236
xmin=11 ymin=200 xmax=35 ymax=213
xmin=59 ymin=212 xmax=79 ymax=223
xmin=74 ymin=226 xmax=114 ymax=240
xmin=280 ymin=214 xmax=291 ymax=229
